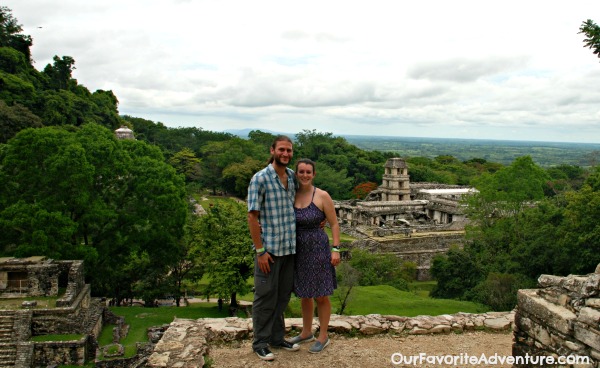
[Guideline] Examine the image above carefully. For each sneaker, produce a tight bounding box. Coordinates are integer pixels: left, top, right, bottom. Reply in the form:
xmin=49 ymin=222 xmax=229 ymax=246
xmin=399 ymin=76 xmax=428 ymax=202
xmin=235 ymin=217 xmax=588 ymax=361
xmin=289 ymin=334 xmax=315 ymax=345
xmin=255 ymin=347 xmax=275 ymax=361
xmin=270 ymin=340 xmax=300 ymax=351
xmin=308 ymin=338 xmax=330 ymax=354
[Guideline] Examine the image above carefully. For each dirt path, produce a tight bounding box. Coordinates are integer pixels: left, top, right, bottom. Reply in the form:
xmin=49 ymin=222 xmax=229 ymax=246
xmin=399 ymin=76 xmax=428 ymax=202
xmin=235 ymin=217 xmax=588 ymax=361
xmin=208 ymin=331 xmax=513 ymax=367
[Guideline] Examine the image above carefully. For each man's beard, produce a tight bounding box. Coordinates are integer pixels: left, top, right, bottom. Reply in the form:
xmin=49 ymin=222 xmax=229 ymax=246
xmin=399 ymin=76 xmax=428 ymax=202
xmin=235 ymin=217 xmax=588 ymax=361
xmin=274 ymin=156 xmax=289 ymax=167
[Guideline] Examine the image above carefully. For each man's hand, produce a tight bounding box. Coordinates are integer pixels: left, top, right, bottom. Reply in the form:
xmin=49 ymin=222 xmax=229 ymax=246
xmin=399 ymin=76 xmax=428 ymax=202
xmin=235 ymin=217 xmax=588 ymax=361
xmin=258 ymin=252 xmax=274 ymax=273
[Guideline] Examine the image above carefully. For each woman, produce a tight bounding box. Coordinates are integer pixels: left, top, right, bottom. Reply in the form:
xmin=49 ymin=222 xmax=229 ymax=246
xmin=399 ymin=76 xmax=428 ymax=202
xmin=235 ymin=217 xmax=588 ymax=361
xmin=290 ymin=158 xmax=341 ymax=353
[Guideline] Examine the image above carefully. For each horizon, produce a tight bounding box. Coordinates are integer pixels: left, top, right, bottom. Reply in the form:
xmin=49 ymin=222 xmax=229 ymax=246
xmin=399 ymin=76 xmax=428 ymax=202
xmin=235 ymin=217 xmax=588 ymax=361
xmin=222 ymin=128 xmax=600 ymax=146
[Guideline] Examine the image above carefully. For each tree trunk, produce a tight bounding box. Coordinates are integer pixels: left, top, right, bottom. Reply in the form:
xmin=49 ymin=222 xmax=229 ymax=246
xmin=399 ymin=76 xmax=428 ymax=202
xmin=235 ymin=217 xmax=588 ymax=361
xmin=229 ymin=292 xmax=238 ymax=317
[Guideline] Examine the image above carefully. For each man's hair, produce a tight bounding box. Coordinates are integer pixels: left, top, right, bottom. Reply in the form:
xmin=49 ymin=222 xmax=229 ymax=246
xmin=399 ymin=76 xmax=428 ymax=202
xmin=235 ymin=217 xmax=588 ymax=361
xmin=271 ymin=135 xmax=293 ymax=149
xmin=268 ymin=135 xmax=293 ymax=164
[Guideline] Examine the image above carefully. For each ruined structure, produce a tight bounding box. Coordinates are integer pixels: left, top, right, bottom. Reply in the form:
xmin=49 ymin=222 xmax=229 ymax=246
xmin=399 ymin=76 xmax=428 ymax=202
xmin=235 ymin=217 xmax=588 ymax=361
xmin=114 ymin=125 xmax=135 ymax=140
xmin=513 ymin=266 xmax=600 ymax=366
xmin=336 ymin=158 xmax=477 ymax=280
xmin=0 ymin=257 xmax=103 ymax=367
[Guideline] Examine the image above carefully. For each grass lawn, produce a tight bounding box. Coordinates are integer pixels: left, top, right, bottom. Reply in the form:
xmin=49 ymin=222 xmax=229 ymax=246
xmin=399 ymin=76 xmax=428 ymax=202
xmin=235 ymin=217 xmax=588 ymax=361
xmin=102 ymin=281 xmax=487 ymax=360
xmin=328 ymin=285 xmax=487 ymax=316
xmin=104 ymin=303 xmax=230 ymax=358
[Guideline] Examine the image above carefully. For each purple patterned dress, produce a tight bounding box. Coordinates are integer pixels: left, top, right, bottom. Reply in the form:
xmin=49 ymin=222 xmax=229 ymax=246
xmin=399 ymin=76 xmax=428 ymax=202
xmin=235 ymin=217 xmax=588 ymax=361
xmin=293 ymin=188 xmax=337 ymax=298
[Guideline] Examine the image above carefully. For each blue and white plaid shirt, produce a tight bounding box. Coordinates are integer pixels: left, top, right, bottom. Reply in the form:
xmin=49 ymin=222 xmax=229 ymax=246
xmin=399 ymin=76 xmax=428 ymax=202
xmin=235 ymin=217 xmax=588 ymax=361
xmin=247 ymin=164 xmax=296 ymax=256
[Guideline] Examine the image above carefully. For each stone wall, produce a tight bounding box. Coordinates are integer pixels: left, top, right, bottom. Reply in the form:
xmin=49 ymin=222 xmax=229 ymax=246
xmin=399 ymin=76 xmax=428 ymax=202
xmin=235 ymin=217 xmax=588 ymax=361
xmin=513 ymin=267 xmax=600 ymax=366
xmin=56 ymin=260 xmax=85 ymax=307
xmin=27 ymin=263 xmax=59 ymax=297
xmin=147 ymin=312 xmax=514 ymax=367
xmin=33 ymin=337 xmax=89 ymax=367
xmin=30 ymin=284 xmax=93 ymax=338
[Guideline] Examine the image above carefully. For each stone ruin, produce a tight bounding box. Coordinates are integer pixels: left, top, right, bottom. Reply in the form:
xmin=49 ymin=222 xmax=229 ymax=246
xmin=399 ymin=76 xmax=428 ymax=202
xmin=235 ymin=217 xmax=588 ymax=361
xmin=0 ymin=256 xmax=104 ymax=367
xmin=334 ymin=158 xmax=477 ymax=280
xmin=513 ymin=265 xmax=600 ymax=366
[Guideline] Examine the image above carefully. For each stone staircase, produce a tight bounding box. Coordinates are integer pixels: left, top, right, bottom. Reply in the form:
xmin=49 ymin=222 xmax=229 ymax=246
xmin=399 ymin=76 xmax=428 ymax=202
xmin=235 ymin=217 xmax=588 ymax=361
xmin=0 ymin=313 xmax=16 ymax=368
xmin=0 ymin=314 xmax=14 ymax=343
xmin=0 ymin=345 xmax=16 ymax=368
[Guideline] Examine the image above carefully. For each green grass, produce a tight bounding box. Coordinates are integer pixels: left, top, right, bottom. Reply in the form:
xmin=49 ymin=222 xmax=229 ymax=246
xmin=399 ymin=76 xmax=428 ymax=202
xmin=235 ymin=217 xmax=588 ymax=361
xmin=103 ymin=283 xmax=486 ymax=359
xmin=106 ymin=303 xmax=233 ymax=357
xmin=324 ymin=285 xmax=487 ymax=316
xmin=409 ymin=280 xmax=437 ymax=298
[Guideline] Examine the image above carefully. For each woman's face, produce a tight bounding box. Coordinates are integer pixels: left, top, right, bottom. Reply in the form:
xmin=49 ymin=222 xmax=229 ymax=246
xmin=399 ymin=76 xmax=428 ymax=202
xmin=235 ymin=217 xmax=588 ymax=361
xmin=296 ymin=162 xmax=315 ymax=186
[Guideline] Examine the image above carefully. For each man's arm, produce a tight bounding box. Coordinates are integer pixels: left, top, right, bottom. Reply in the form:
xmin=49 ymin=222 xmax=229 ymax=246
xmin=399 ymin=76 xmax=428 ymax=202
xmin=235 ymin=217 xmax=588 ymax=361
xmin=248 ymin=210 xmax=273 ymax=273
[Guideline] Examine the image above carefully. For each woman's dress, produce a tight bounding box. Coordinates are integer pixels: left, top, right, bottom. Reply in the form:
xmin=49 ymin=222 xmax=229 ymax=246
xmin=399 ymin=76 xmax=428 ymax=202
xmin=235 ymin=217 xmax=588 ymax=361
xmin=294 ymin=189 xmax=337 ymax=298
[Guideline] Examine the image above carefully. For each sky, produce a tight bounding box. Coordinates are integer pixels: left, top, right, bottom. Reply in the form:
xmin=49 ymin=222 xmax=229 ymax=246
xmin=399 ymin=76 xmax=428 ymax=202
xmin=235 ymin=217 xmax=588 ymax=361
xmin=4 ymin=0 xmax=600 ymax=143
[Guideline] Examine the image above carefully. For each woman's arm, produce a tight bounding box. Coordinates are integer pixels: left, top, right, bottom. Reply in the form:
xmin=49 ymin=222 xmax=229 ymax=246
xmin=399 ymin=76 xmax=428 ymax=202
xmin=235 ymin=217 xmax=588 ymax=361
xmin=320 ymin=190 xmax=341 ymax=266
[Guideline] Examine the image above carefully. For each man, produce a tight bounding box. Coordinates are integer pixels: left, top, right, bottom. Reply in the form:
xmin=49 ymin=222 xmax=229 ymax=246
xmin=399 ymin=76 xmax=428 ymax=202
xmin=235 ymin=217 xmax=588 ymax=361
xmin=247 ymin=135 xmax=300 ymax=361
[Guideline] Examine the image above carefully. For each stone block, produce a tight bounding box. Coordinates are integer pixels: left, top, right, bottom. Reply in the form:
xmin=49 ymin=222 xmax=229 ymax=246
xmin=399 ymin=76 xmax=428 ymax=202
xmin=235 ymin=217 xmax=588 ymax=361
xmin=517 ymin=289 xmax=576 ymax=335
xmin=578 ymin=307 xmax=600 ymax=328
xmin=586 ymin=298 xmax=600 ymax=308
xmin=564 ymin=339 xmax=587 ymax=352
xmin=359 ymin=323 xmax=385 ymax=335
xmin=484 ymin=317 xmax=511 ymax=330
xmin=582 ymin=274 xmax=600 ymax=298
xmin=574 ymin=322 xmax=600 ymax=351
xmin=408 ymin=327 xmax=429 ymax=335
xmin=562 ymin=276 xmax=588 ymax=294
xmin=538 ymin=274 xmax=564 ymax=288
xmin=429 ymin=324 xmax=451 ymax=334
xmin=328 ymin=320 xmax=352 ymax=333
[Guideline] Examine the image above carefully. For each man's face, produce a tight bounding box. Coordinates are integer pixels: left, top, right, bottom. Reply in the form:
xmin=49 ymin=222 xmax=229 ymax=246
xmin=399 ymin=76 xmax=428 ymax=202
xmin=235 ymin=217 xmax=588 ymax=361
xmin=271 ymin=141 xmax=293 ymax=167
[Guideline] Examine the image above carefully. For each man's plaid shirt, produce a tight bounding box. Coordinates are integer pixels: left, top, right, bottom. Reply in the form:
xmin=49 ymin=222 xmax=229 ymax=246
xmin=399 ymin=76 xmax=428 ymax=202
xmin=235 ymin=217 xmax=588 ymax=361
xmin=247 ymin=164 xmax=296 ymax=256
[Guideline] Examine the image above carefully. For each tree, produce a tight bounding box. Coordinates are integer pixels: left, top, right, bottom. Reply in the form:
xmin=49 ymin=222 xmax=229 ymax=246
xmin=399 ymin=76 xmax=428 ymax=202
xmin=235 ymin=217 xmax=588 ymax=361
xmin=0 ymin=6 xmax=33 ymax=61
xmin=430 ymin=247 xmax=482 ymax=299
xmin=167 ymin=226 xmax=205 ymax=307
xmin=190 ymin=201 xmax=253 ymax=315
xmin=222 ymin=157 xmax=264 ymax=198
xmin=0 ymin=124 xmax=188 ymax=302
xmin=168 ymin=147 xmax=202 ymax=183
xmin=43 ymin=55 xmax=76 ymax=90
xmin=348 ymin=249 xmax=413 ymax=290
xmin=313 ymin=162 xmax=353 ymax=200
xmin=351 ymin=182 xmax=378 ymax=199
xmin=334 ymin=262 xmax=359 ymax=315
xmin=0 ymin=100 xmax=42 ymax=143
xmin=580 ymin=19 xmax=600 ymax=60
xmin=200 ymin=138 xmax=261 ymax=195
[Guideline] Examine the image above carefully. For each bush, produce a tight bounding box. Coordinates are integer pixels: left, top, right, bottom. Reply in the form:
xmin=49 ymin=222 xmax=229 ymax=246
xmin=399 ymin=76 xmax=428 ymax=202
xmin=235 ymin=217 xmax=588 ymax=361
xmin=430 ymin=247 xmax=482 ymax=299
xmin=348 ymin=249 xmax=414 ymax=291
xmin=467 ymin=272 xmax=534 ymax=311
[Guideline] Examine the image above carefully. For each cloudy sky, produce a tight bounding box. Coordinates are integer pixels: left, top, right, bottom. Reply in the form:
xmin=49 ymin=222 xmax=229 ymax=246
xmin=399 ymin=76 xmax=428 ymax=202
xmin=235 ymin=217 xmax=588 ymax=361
xmin=5 ymin=0 xmax=600 ymax=143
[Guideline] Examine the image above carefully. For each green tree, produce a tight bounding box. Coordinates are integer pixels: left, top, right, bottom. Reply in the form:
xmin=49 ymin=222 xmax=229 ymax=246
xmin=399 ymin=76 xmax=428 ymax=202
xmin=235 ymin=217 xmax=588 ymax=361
xmin=0 ymin=124 xmax=188 ymax=302
xmin=468 ymin=272 xmax=533 ymax=311
xmin=168 ymin=147 xmax=202 ymax=182
xmin=348 ymin=249 xmax=413 ymax=290
xmin=430 ymin=247 xmax=482 ymax=299
xmin=190 ymin=201 xmax=253 ymax=315
xmin=580 ymin=19 xmax=600 ymax=60
xmin=313 ymin=162 xmax=353 ymax=200
xmin=0 ymin=6 xmax=33 ymax=61
xmin=200 ymin=138 xmax=261 ymax=195
xmin=222 ymin=157 xmax=264 ymax=198
xmin=0 ymin=100 xmax=42 ymax=143
xmin=43 ymin=55 xmax=76 ymax=90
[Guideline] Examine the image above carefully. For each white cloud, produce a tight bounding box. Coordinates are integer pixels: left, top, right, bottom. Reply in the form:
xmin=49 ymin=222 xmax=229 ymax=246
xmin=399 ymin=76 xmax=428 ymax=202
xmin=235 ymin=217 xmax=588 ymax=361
xmin=4 ymin=0 xmax=600 ymax=142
